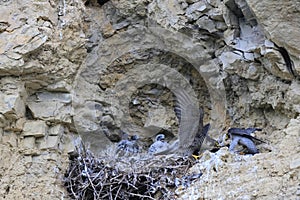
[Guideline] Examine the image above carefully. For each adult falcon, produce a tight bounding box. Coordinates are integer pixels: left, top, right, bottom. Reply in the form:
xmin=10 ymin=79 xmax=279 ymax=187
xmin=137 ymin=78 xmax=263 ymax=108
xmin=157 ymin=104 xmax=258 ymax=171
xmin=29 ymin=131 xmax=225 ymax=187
xmin=155 ymin=89 xmax=217 ymax=156
xmin=227 ymin=128 xmax=265 ymax=154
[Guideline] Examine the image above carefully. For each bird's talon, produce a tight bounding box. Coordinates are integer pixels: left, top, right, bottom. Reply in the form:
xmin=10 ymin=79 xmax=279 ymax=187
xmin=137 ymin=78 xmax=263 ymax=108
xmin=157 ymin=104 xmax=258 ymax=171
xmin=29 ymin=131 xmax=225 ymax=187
xmin=215 ymin=142 xmax=221 ymax=148
xmin=192 ymin=154 xmax=202 ymax=159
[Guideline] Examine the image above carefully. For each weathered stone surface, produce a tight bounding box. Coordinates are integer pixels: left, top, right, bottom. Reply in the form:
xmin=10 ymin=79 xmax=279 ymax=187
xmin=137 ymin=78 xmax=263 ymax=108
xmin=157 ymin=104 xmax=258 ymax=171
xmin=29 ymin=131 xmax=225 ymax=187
xmin=186 ymin=1 xmax=209 ymax=21
xmin=100 ymin=21 xmax=116 ymax=38
xmin=101 ymin=115 xmax=115 ymax=127
xmin=260 ymin=47 xmax=294 ymax=80
xmin=247 ymin=1 xmax=300 ymax=55
xmin=13 ymin=118 xmax=26 ymax=132
xmin=112 ymin=0 xmax=149 ymax=17
xmin=143 ymin=105 xmax=171 ymax=133
xmin=0 ymin=114 xmax=7 ymax=128
xmin=0 ymin=78 xmax=26 ymax=120
xmin=22 ymin=136 xmax=36 ymax=149
xmin=2 ymin=132 xmax=18 ymax=147
xmin=0 ymin=140 xmax=69 ymax=199
xmin=27 ymin=92 xmax=72 ymax=123
xmin=0 ymin=1 xmax=55 ymax=75
xmin=39 ymin=136 xmax=60 ymax=150
xmin=23 ymin=120 xmax=47 ymax=137
xmin=263 ymin=109 xmax=290 ymax=130
xmin=0 ymin=128 xmax=3 ymax=141
xmin=48 ymin=124 xmax=64 ymax=136
xmin=196 ymin=16 xmax=217 ymax=33
xmin=148 ymin=0 xmax=187 ymax=29
xmin=290 ymin=158 xmax=300 ymax=170
xmin=247 ymin=0 xmax=300 ymax=75
xmin=285 ymin=82 xmax=300 ymax=113
xmin=46 ymin=81 xmax=72 ymax=92
xmin=177 ymin=117 xmax=300 ymax=199
xmin=220 ymin=51 xmax=243 ymax=71
xmin=62 ymin=134 xmax=76 ymax=154
xmin=73 ymin=100 xmax=113 ymax=152
xmin=0 ymin=0 xmax=87 ymax=88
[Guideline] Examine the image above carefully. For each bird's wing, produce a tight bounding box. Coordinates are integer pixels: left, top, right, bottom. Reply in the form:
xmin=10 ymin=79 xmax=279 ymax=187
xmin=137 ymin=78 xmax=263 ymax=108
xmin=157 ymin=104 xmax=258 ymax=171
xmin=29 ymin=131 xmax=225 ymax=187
xmin=239 ymin=138 xmax=259 ymax=154
xmin=229 ymin=128 xmax=262 ymax=134
xmin=189 ymin=119 xmax=208 ymax=154
xmin=228 ymin=128 xmax=247 ymax=134
xmin=229 ymin=137 xmax=240 ymax=151
xmin=174 ymin=89 xmax=200 ymax=150
xmin=174 ymin=105 xmax=182 ymax=123
xmin=202 ymin=123 xmax=211 ymax=137
xmin=228 ymin=128 xmax=265 ymax=143
xmin=241 ymin=134 xmax=266 ymax=143
xmin=198 ymin=123 xmax=210 ymax=148
xmin=191 ymin=109 xmax=205 ymax=147
xmin=245 ymin=128 xmax=262 ymax=134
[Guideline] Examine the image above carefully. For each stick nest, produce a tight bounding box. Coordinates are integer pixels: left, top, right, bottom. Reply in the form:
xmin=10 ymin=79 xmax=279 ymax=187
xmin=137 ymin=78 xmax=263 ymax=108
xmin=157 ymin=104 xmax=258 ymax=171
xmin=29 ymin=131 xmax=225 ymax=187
xmin=63 ymin=145 xmax=202 ymax=200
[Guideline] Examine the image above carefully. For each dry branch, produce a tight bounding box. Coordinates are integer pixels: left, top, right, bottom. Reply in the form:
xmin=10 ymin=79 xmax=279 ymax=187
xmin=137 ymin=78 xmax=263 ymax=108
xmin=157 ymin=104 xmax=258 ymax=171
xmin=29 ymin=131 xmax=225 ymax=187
xmin=63 ymin=145 xmax=202 ymax=200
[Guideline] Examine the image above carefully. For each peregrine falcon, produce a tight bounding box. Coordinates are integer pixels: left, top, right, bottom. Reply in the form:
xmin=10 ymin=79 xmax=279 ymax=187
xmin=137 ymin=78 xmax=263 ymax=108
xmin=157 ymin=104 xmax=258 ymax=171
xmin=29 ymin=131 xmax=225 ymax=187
xmin=175 ymin=89 xmax=218 ymax=156
xmin=155 ymin=89 xmax=213 ymax=156
xmin=193 ymin=123 xmax=219 ymax=154
xmin=148 ymin=134 xmax=169 ymax=154
xmin=227 ymin=128 xmax=265 ymax=154
xmin=116 ymin=134 xmax=140 ymax=154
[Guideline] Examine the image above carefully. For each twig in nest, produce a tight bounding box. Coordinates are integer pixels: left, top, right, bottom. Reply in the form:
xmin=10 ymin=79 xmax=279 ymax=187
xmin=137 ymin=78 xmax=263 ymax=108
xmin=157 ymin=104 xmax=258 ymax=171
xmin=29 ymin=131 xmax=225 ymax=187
xmin=125 ymin=191 xmax=156 ymax=200
xmin=63 ymin=142 xmax=201 ymax=200
xmin=114 ymin=185 xmax=122 ymax=200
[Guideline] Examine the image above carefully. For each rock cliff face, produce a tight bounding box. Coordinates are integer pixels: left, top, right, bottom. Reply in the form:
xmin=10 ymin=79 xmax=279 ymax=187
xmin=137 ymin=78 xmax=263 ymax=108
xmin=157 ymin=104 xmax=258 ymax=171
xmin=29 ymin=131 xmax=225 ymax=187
xmin=0 ymin=0 xmax=299 ymax=199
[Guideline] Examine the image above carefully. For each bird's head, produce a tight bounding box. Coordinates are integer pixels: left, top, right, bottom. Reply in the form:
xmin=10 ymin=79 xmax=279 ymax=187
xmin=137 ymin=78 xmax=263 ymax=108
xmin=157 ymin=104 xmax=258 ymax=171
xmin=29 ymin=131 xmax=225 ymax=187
xmin=225 ymin=132 xmax=230 ymax=140
xmin=117 ymin=140 xmax=128 ymax=151
xmin=155 ymin=134 xmax=165 ymax=142
xmin=130 ymin=135 xmax=139 ymax=141
xmin=225 ymin=127 xmax=234 ymax=139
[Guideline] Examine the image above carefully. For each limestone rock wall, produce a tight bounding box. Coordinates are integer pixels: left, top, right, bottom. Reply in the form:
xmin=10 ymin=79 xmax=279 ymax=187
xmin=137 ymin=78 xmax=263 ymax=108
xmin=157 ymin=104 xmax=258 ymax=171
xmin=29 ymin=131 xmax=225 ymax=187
xmin=177 ymin=117 xmax=300 ymax=199
xmin=0 ymin=0 xmax=299 ymax=199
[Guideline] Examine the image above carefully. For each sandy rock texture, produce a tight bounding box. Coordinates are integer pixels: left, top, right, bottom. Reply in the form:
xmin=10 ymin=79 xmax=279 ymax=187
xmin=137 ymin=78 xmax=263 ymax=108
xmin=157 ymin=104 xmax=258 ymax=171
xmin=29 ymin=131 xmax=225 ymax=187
xmin=0 ymin=0 xmax=299 ymax=199
xmin=177 ymin=117 xmax=300 ymax=199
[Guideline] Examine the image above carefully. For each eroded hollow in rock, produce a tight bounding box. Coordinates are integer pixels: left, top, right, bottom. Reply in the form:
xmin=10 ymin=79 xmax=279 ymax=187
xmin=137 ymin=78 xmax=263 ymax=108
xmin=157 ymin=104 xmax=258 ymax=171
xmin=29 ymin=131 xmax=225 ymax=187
xmin=129 ymin=84 xmax=177 ymax=131
xmin=98 ymin=48 xmax=212 ymax=148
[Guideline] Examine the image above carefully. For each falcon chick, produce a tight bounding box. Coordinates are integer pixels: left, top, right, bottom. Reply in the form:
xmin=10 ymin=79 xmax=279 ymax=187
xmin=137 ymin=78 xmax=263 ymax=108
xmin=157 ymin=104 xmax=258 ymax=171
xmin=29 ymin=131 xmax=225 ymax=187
xmin=116 ymin=134 xmax=140 ymax=155
xmin=148 ymin=134 xmax=169 ymax=154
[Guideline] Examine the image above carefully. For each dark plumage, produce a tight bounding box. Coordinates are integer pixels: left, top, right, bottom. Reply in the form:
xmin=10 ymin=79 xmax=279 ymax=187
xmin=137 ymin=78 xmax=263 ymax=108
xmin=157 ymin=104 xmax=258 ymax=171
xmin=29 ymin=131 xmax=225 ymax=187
xmin=228 ymin=128 xmax=265 ymax=143
xmin=192 ymin=123 xmax=210 ymax=154
xmin=228 ymin=128 xmax=264 ymax=154
xmin=172 ymin=89 xmax=219 ymax=156
xmin=153 ymin=89 xmax=217 ymax=156
xmin=174 ymin=89 xmax=206 ymax=156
